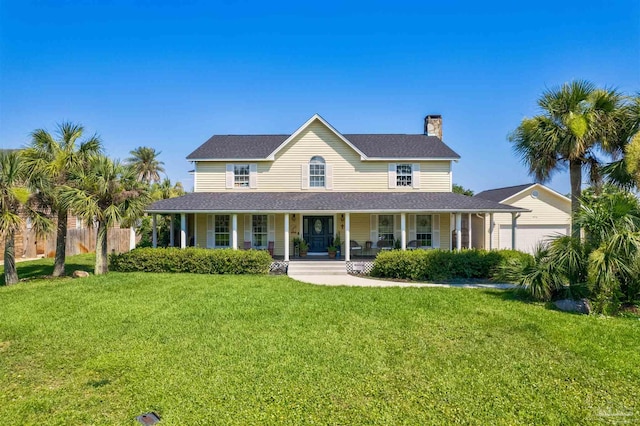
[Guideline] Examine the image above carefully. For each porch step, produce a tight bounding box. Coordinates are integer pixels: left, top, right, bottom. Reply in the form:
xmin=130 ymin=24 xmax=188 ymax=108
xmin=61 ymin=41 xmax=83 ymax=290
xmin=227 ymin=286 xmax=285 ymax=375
xmin=287 ymin=261 xmax=347 ymax=276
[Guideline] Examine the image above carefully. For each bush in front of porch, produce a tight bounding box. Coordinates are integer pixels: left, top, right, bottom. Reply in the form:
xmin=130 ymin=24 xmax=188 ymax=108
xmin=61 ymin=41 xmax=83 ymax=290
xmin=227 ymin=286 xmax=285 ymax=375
xmin=370 ymin=249 xmax=531 ymax=282
xmin=110 ymin=247 xmax=273 ymax=274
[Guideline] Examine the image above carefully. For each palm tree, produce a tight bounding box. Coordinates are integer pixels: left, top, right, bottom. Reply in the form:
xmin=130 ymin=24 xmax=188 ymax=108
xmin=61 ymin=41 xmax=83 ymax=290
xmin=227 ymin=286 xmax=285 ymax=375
xmin=0 ymin=151 xmax=52 ymax=284
xmin=126 ymin=146 xmax=165 ymax=184
xmin=509 ymin=80 xmax=626 ymax=238
xmin=22 ymin=122 xmax=102 ymax=276
xmin=59 ymin=156 xmax=151 ymax=274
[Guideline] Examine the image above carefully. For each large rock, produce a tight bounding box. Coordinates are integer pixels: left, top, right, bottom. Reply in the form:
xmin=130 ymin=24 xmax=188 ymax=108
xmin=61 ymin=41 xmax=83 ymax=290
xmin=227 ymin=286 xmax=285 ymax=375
xmin=72 ymin=270 xmax=90 ymax=278
xmin=554 ymin=298 xmax=591 ymax=315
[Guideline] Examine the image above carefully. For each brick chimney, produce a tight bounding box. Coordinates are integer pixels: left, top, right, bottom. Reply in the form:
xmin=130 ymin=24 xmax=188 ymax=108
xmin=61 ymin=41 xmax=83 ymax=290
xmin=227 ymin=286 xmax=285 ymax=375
xmin=424 ymin=115 xmax=442 ymax=139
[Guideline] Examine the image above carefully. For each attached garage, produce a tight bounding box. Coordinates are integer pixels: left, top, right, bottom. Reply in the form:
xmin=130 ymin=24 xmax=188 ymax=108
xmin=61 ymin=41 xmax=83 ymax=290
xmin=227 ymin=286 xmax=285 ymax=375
xmin=499 ymin=224 xmax=569 ymax=254
xmin=474 ymin=183 xmax=572 ymax=253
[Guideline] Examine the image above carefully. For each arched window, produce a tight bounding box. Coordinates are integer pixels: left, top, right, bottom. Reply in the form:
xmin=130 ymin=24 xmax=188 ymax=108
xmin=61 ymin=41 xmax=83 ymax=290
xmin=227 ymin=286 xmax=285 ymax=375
xmin=309 ymin=156 xmax=325 ymax=187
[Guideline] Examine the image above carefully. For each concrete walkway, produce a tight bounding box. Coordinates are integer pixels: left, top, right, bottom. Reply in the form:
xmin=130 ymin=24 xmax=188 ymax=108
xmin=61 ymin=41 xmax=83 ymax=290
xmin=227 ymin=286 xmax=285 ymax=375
xmin=287 ymin=261 xmax=516 ymax=289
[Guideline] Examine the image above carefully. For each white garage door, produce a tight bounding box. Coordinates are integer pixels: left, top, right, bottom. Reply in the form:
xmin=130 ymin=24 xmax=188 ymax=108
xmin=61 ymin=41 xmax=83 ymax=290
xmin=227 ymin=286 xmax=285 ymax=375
xmin=499 ymin=225 xmax=569 ymax=254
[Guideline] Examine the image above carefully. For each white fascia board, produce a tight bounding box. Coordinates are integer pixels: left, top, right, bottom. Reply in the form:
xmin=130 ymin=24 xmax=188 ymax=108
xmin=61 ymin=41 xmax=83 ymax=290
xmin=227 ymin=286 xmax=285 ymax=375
xmin=362 ymin=157 xmax=461 ymax=161
xmin=188 ymin=158 xmax=271 ymax=162
xmin=267 ymin=113 xmax=368 ymax=160
xmin=501 ymin=183 xmax=571 ymax=204
xmin=146 ymin=207 xmax=530 ymax=214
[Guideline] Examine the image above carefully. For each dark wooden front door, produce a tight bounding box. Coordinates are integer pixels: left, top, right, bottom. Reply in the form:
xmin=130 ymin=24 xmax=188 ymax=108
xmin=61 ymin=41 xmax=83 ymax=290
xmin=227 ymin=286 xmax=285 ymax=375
xmin=304 ymin=216 xmax=333 ymax=253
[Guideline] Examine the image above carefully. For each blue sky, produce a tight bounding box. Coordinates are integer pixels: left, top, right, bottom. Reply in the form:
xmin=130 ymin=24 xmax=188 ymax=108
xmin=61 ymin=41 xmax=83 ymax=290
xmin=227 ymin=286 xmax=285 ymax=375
xmin=1 ymin=0 xmax=638 ymax=194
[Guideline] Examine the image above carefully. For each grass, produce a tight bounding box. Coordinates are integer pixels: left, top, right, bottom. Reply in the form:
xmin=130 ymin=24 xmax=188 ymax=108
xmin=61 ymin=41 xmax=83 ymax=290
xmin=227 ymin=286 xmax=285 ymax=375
xmin=1 ymin=253 xmax=94 ymax=284
xmin=1 ymin=256 xmax=639 ymax=424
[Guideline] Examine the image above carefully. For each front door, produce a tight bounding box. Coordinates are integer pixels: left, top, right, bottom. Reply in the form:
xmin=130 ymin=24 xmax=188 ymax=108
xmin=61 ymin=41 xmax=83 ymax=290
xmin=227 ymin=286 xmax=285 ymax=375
xmin=303 ymin=216 xmax=333 ymax=253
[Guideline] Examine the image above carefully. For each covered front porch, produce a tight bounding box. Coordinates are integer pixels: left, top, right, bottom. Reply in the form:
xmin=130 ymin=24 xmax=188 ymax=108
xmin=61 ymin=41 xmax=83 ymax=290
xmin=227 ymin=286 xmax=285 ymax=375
xmin=148 ymin=210 xmax=526 ymax=261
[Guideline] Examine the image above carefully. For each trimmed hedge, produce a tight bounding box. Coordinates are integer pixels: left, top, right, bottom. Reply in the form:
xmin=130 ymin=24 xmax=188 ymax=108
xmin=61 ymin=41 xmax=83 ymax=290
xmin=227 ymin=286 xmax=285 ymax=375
xmin=110 ymin=247 xmax=273 ymax=275
xmin=369 ymin=249 xmax=533 ymax=281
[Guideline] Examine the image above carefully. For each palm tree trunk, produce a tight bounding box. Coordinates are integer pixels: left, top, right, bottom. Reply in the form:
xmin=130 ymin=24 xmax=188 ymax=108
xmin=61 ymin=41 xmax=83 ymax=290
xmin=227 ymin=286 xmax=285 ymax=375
xmin=569 ymin=159 xmax=582 ymax=239
xmin=4 ymin=228 xmax=18 ymax=285
xmin=52 ymin=209 xmax=68 ymax=277
xmin=95 ymin=221 xmax=108 ymax=275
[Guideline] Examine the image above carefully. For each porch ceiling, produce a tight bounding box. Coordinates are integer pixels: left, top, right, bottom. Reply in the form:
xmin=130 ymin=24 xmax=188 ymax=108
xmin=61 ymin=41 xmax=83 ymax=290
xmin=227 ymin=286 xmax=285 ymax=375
xmin=147 ymin=192 xmax=529 ymax=214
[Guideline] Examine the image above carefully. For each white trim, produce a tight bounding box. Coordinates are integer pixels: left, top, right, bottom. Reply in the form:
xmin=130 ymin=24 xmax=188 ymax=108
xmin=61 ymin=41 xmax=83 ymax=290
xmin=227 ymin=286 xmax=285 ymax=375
xmin=188 ymin=156 xmax=461 ymax=162
xmin=188 ymin=158 xmax=269 ymax=162
xmin=499 ymin=183 xmax=571 ymax=204
xmin=148 ymin=208 xmax=529 ymax=215
xmin=364 ymin=157 xmax=460 ymax=161
xmin=193 ymin=214 xmax=197 ymax=247
xmin=268 ymin=114 xmax=368 ymax=160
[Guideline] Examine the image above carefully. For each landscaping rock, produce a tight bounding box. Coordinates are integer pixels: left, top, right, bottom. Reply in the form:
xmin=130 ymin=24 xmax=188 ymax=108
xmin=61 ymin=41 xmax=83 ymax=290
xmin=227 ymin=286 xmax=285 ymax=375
xmin=554 ymin=298 xmax=591 ymax=315
xmin=72 ymin=270 xmax=90 ymax=278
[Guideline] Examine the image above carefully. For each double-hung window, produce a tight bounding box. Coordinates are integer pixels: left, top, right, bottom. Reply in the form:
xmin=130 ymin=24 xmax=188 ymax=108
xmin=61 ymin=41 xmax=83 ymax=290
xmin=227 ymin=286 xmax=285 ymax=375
xmin=309 ymin=156 xmax=325 ymax=188
xmin=252 ymin=215 xmax=268 ymax=248
xmin=207 ymin=214 xmax=230 ymax=248
xmin=378 ymin=215 xmax=394 ymax=245
xmin=234 ymin=164 xmax=250 ymax=188
xmin=416 ymin=214 xmax=433 ymax=247
xmin=396 ymin=164 xmax=412 ymax=187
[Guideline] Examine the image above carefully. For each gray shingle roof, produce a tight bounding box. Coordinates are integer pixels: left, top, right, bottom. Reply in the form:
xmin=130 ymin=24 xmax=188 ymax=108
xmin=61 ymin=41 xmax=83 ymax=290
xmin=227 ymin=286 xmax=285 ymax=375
xmin=148 ymin=192 xmax=526 ymax=213
xmin=186 ymin=135 xmax=289 ymax=160
xmin=474 ymin=184 xmax=535 ymax=203
xmin=186 ymin=134 xmax=460 ymax=160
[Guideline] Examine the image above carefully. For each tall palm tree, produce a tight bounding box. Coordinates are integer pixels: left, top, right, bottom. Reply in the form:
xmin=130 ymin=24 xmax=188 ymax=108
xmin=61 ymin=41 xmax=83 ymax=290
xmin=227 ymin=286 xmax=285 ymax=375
xmin=509 ymin=80 xmax=626 ymax=238
xmin=0 ymin=151 xmax=52 ymax=284
xmin=22 ymin=122 xmax=102 ymax=276
xmin=602 ymin=95 xmax=640 ymax=188
xmin=59 ymin=156 xmax=151 ymax=274
xmin=126 ymin=146 xmax=165 ymax=184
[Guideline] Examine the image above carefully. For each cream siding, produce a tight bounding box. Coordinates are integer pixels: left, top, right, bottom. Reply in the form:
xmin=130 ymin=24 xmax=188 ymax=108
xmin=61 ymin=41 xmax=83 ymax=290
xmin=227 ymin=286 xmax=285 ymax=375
xmin=483 ymin=187 xmax=571 ymax=249
xmin=193 ymin=121 xmax=452 ymax=192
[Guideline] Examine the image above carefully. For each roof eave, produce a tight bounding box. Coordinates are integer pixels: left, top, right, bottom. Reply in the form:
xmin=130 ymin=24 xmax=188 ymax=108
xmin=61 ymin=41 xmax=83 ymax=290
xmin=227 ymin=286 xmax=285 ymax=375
xmin=363 ymin=157 xmax=461 ymax=161
xmin=147 ymin=207 xmax=530 ymax=214
xmin=187 ymin=158 xmax=272 ymax=162
xmin=500 ymin=183 xmax=571 ymax=204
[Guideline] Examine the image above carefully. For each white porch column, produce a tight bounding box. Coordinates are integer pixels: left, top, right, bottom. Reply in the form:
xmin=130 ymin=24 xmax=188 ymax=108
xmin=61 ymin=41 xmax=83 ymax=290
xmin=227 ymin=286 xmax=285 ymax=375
xmin=232 ymin=214 xmax=238 ymax=250
xmin=511 ymin=212 xmax=519 ymax=250
xmin=152 ymin=215 xmax=157 ymax=248
xmin=455 ymin=213 xmax=462 ymax=251
xmin=345 ymin=212 xmax=351 ymax=261
xmin=129 ymin=227 xmax=136 ymax=251
xmin=180 ymin=213 xmax=186 ymax=248
xmin=489 ymin=213 xmax=494 ymax=250
xmin=401 ymin=213 xmax=407 ymax=250
xmin=169 ymin=215 xmax=174 ymax=247
xmin=284 ymin=213 xmax=290 ymax=261
xmin=468 ymin=213 xmax=472 ymax=249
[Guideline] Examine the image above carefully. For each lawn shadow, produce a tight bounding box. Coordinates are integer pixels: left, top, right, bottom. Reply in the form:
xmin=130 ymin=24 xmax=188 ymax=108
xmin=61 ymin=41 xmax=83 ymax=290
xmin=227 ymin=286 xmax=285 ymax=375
xmin=482 ymin=287 xmax=538 ymax=304
xmin=1 ymin=255 xmax=94 ymax=285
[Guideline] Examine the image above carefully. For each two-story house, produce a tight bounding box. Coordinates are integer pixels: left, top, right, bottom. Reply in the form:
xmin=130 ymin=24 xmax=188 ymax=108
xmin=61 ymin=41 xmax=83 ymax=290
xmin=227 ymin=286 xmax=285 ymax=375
xmin=148 ymin=114 xmax=526 ymax=261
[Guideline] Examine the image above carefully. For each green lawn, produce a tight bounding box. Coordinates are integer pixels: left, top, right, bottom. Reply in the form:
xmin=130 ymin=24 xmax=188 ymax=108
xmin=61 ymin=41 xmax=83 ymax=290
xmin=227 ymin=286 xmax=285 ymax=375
xmin=1 ymin=257 xmax=639 ymax=425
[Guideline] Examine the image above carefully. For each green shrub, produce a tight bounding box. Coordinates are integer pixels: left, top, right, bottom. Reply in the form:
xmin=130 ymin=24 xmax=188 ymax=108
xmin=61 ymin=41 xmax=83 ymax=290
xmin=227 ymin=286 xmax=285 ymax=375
xmin=370 ymin=249 xmax=533 ymax=281
xmin=110 ymin=247 xmax=273 ymax=275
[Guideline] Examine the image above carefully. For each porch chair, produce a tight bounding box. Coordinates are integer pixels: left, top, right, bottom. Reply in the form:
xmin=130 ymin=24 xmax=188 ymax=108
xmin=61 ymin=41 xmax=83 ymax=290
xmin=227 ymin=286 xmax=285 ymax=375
xmin=267 ymin=241 xmax=275 ymax=257
xmin=243 ymin=241 xmax=252 ymax=250
xmin=350 ymin=240 xmax=363 ymax=257
xmin=376 ymin=240 xmax=392 ymax=251
xmin=407 ymin=240 xmax=419 ymax=250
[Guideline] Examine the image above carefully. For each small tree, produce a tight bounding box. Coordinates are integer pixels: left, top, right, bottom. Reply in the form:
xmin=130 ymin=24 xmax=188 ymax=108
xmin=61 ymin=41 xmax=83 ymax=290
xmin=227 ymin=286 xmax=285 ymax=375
xmin=0 ymin=151 xmax=52 ymax=284
xmin=509 ymin=81 xmax=626 ymax=238
xmin=126 ymin=146 xmax=165 ymax=184
xmin=452 ymin=184 xmax=474 ymax=196
xmin=22 ymin=122 xmax=102 ymax=276
xmin=59 ymin=156 xmax=150 ymax=274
